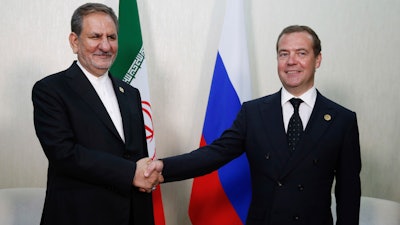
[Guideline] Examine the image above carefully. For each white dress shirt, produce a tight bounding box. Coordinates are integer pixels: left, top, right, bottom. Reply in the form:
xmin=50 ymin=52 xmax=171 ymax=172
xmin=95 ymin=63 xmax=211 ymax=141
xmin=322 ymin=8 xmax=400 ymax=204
xmin=281 ymin=87 xmax=317 ymax=132
xmin=77 ymin=61 xmax=125 ymax=142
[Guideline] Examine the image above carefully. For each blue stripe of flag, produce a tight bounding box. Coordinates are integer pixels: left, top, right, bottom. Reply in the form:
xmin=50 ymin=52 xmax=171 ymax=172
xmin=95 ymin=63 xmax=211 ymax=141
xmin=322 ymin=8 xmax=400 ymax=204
xmin=203 ymin=52 xmax=240 ymax=142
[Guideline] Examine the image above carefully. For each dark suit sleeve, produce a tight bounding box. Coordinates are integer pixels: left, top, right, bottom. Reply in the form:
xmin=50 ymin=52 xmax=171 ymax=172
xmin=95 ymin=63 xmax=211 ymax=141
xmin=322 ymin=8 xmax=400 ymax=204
xmin=162 ymin=104 xmax=248 ymax=182
xmin=32 ymin=79 xmax=135 ymax=195
xmin=334 ymin=113 xmax=361 ymax=225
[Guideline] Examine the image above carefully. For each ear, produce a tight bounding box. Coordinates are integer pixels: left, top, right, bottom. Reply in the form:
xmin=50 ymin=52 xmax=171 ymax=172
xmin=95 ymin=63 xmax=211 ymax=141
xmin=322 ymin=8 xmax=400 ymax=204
xmin=69 ymin=32 xmax=79 ymax=54
xmin=315 ymin=53 xmax=322 ymax=69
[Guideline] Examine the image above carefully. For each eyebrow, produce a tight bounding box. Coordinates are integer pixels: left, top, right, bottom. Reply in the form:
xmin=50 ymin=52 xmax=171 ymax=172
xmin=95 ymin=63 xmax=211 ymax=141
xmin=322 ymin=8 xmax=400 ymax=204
xmin=278 ymin=48 xmax=309 ymax=52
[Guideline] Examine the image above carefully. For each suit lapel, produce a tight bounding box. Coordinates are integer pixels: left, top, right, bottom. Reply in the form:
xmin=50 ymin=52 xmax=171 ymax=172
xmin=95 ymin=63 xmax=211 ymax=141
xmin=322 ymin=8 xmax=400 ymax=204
xmin=110 ymin=76 xmax=132 ymax=145
xmin=65 ymin=62 xmax=122 ymax=141
xmin=259 ymin=91 xmax=290 ymax=175
xmin=111 ymin=76 xmax=148 ymax=154
xmin=279 ymin=91 xmax=337 ymax=178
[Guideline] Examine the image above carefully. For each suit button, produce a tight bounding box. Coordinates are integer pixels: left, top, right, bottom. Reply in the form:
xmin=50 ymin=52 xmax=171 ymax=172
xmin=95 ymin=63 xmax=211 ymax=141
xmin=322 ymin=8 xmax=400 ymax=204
xmin=293 ymin=215 xmax=300 ymax=220
xmin=277 ymin=181 xmax=283 ymax=187
xmin=123 ymin=152 xmax=132 ymax=159
xmin=313 ymin=159 xmax=319 ymax=165
xmin=298 ymin=184 xmax=304 ymax=191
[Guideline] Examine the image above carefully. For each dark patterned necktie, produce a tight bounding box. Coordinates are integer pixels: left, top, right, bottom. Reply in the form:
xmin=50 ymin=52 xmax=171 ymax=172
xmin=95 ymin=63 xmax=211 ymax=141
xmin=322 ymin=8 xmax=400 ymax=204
xmin=287 ymin=98 xmax=303 ymax=152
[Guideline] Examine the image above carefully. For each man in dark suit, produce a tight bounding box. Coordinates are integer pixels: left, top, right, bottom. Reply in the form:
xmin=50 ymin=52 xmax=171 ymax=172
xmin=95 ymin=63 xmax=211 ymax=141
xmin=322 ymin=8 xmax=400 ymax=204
xmin=145 ymin=25 xmax=361 ymax=224
xmin=32 ymin=3 xmax=161 ymax=225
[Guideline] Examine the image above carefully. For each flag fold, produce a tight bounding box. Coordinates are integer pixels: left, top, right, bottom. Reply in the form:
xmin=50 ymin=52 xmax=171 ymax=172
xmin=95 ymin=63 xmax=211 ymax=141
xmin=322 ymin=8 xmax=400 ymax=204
xmin=189 ymin=0 xmax=252 ymax=224
xmin=111 ymin=1 xmax=165 ymax=224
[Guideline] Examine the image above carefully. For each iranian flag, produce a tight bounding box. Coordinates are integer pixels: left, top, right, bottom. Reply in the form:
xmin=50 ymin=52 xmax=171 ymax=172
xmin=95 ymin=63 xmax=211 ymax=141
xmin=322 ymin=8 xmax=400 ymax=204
xmin=110 ymin=0 xmax=165 ymax=224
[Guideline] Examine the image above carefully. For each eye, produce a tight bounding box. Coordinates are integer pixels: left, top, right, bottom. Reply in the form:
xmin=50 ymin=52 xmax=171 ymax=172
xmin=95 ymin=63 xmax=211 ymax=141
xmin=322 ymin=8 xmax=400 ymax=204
xmin=108 ymin=34 xmax=117 ymax=40
xmin=278 ymin=51 xmax=289 ymax=58
xmin=297 ymin=51 xmax=308 ymax=57
xmin=89 ymin=34 xmax=101 ymax=39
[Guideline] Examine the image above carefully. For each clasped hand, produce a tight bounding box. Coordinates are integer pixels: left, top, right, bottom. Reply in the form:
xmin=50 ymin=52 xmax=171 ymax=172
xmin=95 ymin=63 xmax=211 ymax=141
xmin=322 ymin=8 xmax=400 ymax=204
xmin=133 ymin=157 xmax=164 ymax=193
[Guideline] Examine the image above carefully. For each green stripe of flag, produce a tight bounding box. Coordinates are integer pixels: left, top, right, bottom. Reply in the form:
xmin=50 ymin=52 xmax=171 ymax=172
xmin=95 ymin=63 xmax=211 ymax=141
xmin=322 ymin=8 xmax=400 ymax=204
xmin=110 ymin=0 xmax=144 ymax=81
xmin=110 ymin=1 xmax=166 ymax=224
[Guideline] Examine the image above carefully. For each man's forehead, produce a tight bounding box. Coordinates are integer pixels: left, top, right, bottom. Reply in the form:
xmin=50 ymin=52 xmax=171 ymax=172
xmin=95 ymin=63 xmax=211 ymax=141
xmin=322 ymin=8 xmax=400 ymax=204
xmin=278 ymin=32 xmax=313 ymax=49
xmin=82 ymin=12 xmax=116 ymax=26
xmin=81 ymin=14 xmax=117 ymax=32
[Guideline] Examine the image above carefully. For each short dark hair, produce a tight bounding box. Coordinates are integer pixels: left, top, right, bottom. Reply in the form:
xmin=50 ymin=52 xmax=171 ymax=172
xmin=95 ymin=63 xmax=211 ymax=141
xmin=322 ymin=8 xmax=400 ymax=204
xmin=71 ymin=3 xmax=118 ymax=36
xmin=276 ymin=25 xmax=321 ymax=56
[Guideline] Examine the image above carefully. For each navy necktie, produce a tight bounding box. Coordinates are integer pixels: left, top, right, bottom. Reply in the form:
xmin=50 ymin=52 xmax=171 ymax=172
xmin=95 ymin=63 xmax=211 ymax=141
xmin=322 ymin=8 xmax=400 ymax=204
xmin=287 ymin=98 xmax=303 ymax=152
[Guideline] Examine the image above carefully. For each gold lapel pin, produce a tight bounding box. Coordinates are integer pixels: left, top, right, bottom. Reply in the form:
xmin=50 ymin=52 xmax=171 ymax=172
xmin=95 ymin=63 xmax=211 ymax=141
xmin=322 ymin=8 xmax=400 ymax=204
xmin=324 ymin=114 xmax=331 ymax=121
xmin=119 ymin=87 xmax=124 ymax=93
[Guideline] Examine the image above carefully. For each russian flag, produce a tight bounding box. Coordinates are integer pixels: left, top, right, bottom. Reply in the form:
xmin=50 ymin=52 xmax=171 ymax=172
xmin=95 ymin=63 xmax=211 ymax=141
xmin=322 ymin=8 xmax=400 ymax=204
xmin=188 ymin=0 xmax=252 ymax=224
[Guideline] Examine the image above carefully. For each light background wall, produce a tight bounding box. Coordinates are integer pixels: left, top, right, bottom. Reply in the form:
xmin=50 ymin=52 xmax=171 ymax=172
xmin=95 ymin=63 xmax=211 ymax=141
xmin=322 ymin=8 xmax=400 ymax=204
xmin=1 ymin=0 xmax=399 ymax=224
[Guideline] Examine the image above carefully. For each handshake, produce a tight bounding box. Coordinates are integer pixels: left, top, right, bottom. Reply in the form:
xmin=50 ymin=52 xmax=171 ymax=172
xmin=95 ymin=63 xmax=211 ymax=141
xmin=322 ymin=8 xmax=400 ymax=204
xmin=133 ymin=158 xmax=164 ymax=193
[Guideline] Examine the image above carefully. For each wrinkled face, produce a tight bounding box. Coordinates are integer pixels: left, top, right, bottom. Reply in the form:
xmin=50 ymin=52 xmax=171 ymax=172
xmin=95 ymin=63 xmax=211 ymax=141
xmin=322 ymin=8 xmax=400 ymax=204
xmin=69 ymin=12 xmax=118 ymax=77
xmin=277 ymin=32 xmax=321 ymax=96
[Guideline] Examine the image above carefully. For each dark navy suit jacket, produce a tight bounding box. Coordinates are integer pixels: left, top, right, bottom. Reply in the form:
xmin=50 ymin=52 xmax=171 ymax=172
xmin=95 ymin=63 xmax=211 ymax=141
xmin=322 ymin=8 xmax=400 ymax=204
xmin=163 ymin=90 xmax=361 ymax=225
xmin=32 ymin=61 xmax=154 ymax=225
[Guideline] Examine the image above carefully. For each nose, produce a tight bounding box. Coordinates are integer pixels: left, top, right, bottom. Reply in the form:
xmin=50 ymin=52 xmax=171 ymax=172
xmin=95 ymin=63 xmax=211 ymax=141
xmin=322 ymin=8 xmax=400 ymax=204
xmin=99 ymin=37 xmax=111 ymax=51
xmin=287 ymin=53 xmax=297 ymax=65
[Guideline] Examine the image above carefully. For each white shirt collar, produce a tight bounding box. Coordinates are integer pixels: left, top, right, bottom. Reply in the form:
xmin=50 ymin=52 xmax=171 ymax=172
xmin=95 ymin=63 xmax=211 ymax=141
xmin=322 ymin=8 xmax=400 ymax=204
xmin=76 ymin=60 xmax=109 ymax=84
xmin=76 ymin=61 xmax=125 ymax=142
xmin=281 ymin=86 xmax=317 ymax=109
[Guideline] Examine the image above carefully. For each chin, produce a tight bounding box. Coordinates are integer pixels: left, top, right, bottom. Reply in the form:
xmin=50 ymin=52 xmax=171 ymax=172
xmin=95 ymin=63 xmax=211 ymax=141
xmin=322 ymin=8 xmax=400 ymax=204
xmin=94 ymin=62 xmax=112 ymax=70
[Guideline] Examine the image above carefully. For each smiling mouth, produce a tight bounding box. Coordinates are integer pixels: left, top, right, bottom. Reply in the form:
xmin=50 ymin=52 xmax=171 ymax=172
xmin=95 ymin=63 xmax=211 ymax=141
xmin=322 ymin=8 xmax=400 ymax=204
xmin=94 ymin=52 xmax=113 ymax=57
xmin=286 ymin=70 xmax=301 ymax=74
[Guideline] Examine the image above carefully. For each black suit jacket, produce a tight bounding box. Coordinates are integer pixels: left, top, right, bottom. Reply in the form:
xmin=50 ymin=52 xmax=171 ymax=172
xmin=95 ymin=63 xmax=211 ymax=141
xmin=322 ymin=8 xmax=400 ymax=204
xmin=163 ymin=90 xmax=361 ymax=225
xmin=32 ymin=62 xmax=154 ymax=225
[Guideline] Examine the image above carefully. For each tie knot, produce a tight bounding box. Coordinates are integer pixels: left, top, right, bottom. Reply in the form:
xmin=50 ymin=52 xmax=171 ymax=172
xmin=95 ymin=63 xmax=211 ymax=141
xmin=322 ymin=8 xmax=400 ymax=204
xmin=289 ymin=98 xmax=303 ymax=111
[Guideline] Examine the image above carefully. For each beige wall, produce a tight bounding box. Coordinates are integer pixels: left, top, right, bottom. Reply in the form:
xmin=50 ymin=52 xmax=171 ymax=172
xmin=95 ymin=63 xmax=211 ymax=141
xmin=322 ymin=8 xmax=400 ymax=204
xmin=1 ymin=0 xmax=399 ymax=224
